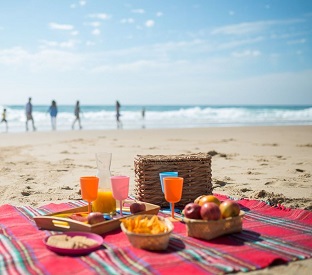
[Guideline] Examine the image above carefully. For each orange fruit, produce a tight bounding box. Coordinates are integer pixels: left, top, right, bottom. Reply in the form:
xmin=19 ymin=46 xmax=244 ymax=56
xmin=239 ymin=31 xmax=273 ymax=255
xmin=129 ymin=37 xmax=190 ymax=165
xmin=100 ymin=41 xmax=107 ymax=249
xmin=198 ymin=195 xmax=221 ymax=206
xmin=194 ymin=195 xmax=205 ymax=204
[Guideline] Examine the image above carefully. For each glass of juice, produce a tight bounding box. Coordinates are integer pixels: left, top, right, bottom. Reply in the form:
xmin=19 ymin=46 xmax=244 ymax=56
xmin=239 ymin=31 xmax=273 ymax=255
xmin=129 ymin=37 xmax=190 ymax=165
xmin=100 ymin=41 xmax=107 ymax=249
xmin=111 ymin=176 xmax=130 ymax=216
xmin=163 ymin=177 xmax=184 ymax=221
xmin=80 ymin=176 xmax=99 ymax=213
xmin=92 ymin=153 xmax=116 ymax=216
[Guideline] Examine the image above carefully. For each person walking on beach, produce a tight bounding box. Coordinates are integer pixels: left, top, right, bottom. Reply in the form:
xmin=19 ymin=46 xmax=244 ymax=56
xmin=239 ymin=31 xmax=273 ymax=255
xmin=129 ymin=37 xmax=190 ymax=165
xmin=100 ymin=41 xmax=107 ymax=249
xmin=47 ymin=100 xmax=58 ymax=130
xmin=142 ymin=107 xmax=145 ymax=120
xmin=72 ymin=100 xmax=82 ymax=130
xmin=1 ymin=108 xmax=8 ymax=132
xmin=25 ymin=97 xmax=36 ymax=131
xmin=141 ymin=107 xmax=146 ymax=129
xmin=115 ymin=100 xmax=122 ymax=129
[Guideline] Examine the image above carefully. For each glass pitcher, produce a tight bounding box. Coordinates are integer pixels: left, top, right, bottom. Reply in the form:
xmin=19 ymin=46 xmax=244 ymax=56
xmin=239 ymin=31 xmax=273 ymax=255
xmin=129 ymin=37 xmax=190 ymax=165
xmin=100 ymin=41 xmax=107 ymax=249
xmin=91 ymin=152 xmax=116 ymax=215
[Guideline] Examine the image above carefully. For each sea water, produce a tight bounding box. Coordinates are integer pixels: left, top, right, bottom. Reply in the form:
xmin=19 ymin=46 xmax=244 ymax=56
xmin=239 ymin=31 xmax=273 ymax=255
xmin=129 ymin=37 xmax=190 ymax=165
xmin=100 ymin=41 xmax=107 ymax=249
xmin=0 ymin=104 xmax=311 ymax=132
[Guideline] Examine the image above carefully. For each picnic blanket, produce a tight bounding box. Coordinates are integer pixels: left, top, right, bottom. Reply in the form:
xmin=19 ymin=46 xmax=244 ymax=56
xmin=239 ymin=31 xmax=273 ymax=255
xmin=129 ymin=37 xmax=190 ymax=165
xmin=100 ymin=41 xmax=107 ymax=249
xmin=0 ymin=194 xmax=311 ymax=275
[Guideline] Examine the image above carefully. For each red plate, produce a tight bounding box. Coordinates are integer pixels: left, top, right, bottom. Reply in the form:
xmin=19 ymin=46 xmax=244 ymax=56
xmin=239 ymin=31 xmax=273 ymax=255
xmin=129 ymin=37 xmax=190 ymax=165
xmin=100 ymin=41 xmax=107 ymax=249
xmin=44 ymin=231 xmax=103 ymax=256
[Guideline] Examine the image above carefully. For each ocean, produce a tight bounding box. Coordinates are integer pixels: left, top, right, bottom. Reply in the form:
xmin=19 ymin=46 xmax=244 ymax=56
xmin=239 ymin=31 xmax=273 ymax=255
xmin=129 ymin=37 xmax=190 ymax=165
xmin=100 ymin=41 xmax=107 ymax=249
xmin=0 ymin=104 xmax=311 ymax=133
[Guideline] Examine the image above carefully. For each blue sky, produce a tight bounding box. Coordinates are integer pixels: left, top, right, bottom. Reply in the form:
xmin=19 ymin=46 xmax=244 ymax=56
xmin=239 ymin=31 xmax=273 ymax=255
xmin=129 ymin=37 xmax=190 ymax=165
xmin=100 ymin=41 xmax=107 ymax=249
xmin=0 ymin=0 xmax=311 ymax=105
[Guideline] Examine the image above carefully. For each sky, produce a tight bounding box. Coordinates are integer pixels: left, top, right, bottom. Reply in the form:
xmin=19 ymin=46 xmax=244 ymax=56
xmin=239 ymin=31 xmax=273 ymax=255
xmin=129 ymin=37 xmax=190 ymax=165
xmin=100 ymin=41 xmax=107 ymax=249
xmin=0 ymin=0 xmax=312 ymax=105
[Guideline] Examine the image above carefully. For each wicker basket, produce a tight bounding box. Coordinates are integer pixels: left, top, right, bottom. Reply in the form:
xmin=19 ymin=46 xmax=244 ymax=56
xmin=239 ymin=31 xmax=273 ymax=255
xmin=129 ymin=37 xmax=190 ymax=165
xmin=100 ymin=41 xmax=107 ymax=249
xmin=120 ymin=215 xmax=174 ymax=250
xmin=134 ymin=153 xmax=212 ymax=208
xmin=183 ymin=211 xmax=244 ymax=240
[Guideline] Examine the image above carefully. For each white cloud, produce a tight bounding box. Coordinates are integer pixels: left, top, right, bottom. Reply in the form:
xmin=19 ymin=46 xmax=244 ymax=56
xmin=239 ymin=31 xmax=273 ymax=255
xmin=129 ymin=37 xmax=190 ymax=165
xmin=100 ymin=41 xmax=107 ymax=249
xmin=120 ymin=18 xmax=134 ymax=24
xmin=71 ymin=30 xmax=79 ymax=36
xmin=218 ymin=36 xmax=264 ymax=50
xmin=39 ymin=39 xmax=78 ymax=49
xmin=232 ymin=50 xmax=261 ymax=57
xmin=156 ymin=12 xmax=163 ymax=17
xmin=211 ymin=19 xmax=305 ymax=36
xmin=0 ymin=47 xmax=30 ymax=65
xmin=49 ymin=22 xmax=74 ymax=31
xmin=85 ymin=21 xmax=101 ymax=27
xmin=91 ymin=60 xmax=167 ymax=73
xmin=92 ymin=29 xmax=101 ymax=36
xmin=145 ymin=20 xmax=155 ymax=27
xmin=131 ymin=9 xmax=145 ymax=14
xmin=0 ymin=47 xmax=84 ymax=71
xmin=287 ymin=38 xmax=306 ymax=45
xmin=88 ymin=13 xmax=111 ymax=20
xmin=79 ymin=0 xmax=86 ymax=6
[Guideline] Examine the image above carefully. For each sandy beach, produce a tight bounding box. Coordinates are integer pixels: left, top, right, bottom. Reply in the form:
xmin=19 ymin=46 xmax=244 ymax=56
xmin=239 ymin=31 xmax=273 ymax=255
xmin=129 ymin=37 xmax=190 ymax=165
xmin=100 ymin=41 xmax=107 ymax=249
xmin=0 ymin=125 xmax=311 ymax=274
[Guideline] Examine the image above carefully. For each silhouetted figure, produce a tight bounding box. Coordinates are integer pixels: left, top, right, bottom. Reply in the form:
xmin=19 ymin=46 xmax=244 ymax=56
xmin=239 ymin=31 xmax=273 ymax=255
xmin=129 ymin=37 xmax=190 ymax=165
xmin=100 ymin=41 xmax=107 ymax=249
xmin=72 ymin=100 xmax=82 ymax=129
xmin=25 ymin=97 xmax=36 ymax=131
xmin=116 ymin=100 xmax=122 ymax=129
xmin=1 ymin=108 xmax=8 ymax=132
xmin=141 ymin=107 xmax=146 ymax=129
xmin=47 ymin=100 xmax=58 ymax=130
xmin=142 ymin=107 xmax=145 ymax=119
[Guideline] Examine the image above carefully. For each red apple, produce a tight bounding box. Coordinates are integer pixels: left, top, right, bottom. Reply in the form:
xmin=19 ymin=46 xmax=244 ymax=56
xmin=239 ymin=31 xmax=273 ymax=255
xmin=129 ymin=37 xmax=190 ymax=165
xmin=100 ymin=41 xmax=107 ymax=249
xmin=219 ymin=200 xmax=240 ymax=218
xmin=200 ymin=202 xmax=221 ymax=220
xmin=183 ymin=203 xmax=202 ymax=219
xmin=69 ymin=213 xmax=88 ymax=222
xmin=130 ymin=202 xmax=146 ymax=214
xmin=87 ymin=212 xmax=105 ymax=224
xmin=138 ymin=202 xmax=146 ymax=212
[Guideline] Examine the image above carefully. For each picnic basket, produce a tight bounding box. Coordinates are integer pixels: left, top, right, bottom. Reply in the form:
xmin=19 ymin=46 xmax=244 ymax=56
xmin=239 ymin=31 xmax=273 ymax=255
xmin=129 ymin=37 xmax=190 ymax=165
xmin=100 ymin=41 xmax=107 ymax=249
xmin=134 ymin=153 xmax=212 ymax=208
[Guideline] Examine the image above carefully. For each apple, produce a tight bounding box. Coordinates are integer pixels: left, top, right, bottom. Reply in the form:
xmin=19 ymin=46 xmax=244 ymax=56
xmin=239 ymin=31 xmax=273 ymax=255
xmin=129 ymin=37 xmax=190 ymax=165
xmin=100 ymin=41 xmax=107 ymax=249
xmin=138 ymin=203 xmax=146 ymax=212
xmin=87 ymin=212 xmax=105 ymax=224
xmin=194 ymin=195 xmax=205 ymax=204
xmin=183 ymin=203 xmax=202 ymax=219
xmin=200 ymin=202 xmax=221 ymax=220
xmin=198 ymin=195 xmax=221 ymax=206
xmin=69 ymin=213 xmax=88 ymax=222
xmin=130 ymin=202 xmax=146 ymax=214
xmin=219 ymin=200 xmax=240 ymax=218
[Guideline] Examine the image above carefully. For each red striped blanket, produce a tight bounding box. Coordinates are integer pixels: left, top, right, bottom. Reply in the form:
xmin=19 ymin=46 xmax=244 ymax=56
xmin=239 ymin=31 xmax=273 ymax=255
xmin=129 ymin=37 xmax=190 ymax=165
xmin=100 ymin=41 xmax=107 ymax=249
xmin=0 ymin=195 xmax=311 ymax=275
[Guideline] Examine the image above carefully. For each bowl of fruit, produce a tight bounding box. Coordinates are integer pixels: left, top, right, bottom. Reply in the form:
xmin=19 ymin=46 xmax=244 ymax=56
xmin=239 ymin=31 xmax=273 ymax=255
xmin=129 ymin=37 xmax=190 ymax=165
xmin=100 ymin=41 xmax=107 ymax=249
xmin=182 ymin=195 xmax=244 ymax=240
xmin=120 ymin=214 xmax=174 ymax=250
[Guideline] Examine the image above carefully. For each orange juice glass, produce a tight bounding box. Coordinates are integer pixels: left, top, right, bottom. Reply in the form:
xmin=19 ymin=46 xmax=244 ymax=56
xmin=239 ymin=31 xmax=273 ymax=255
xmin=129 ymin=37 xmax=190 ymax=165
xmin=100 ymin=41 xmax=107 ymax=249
xmin=92 ymin=189 xmax=116 ymax=215
xmin=80 ymin=176 xmax=99 ymax=213
xmin=163 ymin=177 xmax=184 ymax=219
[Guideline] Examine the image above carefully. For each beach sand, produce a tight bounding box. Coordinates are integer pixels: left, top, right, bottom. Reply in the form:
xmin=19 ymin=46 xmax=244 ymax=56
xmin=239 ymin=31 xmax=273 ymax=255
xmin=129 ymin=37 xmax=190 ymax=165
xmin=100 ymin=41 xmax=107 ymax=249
xmin=0 ymin=125 xmax=311 ymax=274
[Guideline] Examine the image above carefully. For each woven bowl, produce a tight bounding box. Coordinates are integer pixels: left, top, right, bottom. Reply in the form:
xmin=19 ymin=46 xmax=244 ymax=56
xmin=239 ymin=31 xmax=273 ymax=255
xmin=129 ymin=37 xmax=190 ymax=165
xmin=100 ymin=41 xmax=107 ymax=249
xmin=183 ymin=211 xmax=245 ymax=240
xmin=120 ymin=215 xmax=174 ymax=250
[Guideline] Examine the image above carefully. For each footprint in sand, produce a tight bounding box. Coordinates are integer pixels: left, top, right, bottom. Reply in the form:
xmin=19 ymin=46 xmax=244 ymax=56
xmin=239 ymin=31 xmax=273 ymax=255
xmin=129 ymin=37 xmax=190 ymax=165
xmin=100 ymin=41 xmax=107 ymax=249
xmin=246 ymin=171 xmax=262 ymax=175
xmin=296 ymin=143 xmax=312 ymax=147
xmin=240 ymin=188 xmax=252 ymax=192
xmin=262 ymin=143 xmax=279 ymax=147
xmin=264 ymin=181 xmax=274 ymax=185
xmin=221 ymin=138 xmax=235 ymax=142
xmin=275 ymin=155 xmax=286 ymax=160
